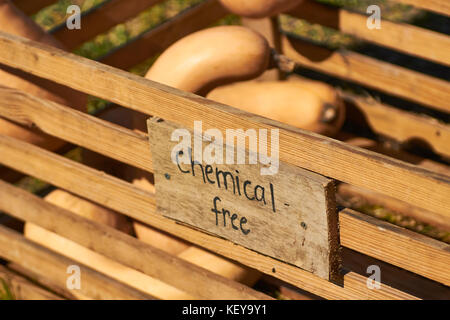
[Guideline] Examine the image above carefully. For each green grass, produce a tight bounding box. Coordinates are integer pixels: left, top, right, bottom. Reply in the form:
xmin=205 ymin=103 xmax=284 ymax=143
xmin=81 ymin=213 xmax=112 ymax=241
xmin=280 ymin=0 xmax=421 ymax=50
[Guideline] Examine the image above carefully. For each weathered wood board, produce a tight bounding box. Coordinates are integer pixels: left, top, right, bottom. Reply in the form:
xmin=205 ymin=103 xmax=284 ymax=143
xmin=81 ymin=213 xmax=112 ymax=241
xmin=147 ymin=118 xmax=340 ymax=281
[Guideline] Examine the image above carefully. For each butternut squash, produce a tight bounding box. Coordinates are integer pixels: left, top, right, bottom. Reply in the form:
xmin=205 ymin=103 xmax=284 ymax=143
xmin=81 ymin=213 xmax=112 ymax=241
xmin=145 ymin=25 xmax=271 ymax=96
xmin=134 ymin=221 xmax=261 ymax=286
xmin=0 ymin=0 xmax=87 ymax=151
xmin=219 ymin=0 xmax=304 ymax=18
xmin=134 ymin=222 xmax=190 ymax=256
xmin=24 ymin=190 xmax=194 ymax=300
xmin=42 ymin=190 xmax=132 ymax=233
xmin=132 ymin=25 xmax=272 ymax=173
xmin=178 ymin=247 xmax=261 ymax=286
xmin=129 ymin=25 xmax=272 ymax=135
xmin=133 ymin=25 xmax=271 ymax=134
xmin=207 ymin=79 xmax=345 ymax=136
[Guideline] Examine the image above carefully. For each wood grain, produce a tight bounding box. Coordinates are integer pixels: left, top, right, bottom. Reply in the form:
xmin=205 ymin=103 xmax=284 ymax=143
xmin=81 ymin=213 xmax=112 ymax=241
xmin=0 ymin=85 xmax=152 ymax=172
xmin=288 ymin=0 xmax=450 ymax=66
xmin=0 ymin=265 xmax=63 ymax=300
xmin=52 ymin=0 xmax=164 ymax=50
xmin=100 ymin=0 xmax=228 ymax=69
xmin=0 ymin=133 xmax=157 ymax=224
xmin=0 ymin=137 xmax=422 ymax=299
xmin=338 ymin=183 xmax=450 ymax=231
xmin=148 ymin=119 xmax=340 ymax=281
xmin=342 ymin=248 xmax=450 ymax=300
xmin=0 ymin=225 xmax=155 ymax=300
xmin=281 ymin=35 xmax=450 ymax=113
xmin=392 ymin=0 xmax=450 ymax=16
xmin=340 ymin=209 xmax=450 ymax=286
xmin=342 ymin=93 xmax=450 ymax=158
xmin=0 ymin=180 xmax=271 ymax=300
xmin=0 ymin=32 xmax=447 ymax=217
xmin=341 ymin=135 xmax=450 ymax=178
xmin=7 ymin=263 xmax=81 ymax=299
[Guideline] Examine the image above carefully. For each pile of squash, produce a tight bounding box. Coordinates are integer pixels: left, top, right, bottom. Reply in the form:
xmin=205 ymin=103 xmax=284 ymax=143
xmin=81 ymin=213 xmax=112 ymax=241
xmin=0 ymin=0 xmax=345 ymax=299
xmin=143 ymin=24 xmax=344 ymax=136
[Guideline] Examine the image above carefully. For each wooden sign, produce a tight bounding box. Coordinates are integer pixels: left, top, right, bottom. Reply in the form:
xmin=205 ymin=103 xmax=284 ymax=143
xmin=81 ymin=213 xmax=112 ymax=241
xmin=147 ymin=118 xmax=340 ymax=281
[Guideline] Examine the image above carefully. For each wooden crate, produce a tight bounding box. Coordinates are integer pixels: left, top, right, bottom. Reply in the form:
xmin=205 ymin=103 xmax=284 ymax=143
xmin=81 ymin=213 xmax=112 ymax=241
xmin=0 ymin=0 xmax=448 ymax=300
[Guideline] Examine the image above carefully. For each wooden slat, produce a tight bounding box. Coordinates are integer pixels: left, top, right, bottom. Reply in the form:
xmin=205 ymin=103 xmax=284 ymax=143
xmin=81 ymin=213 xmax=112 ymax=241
xmin=342 ymin=135 xmax=450 ymax=178
xmin=0 ymin=85 xmax=152 ymax=172
xmin=0 ymin=32 xmax=448 ymax=217
xmin=12 ymin=0 xmax=55 ymax=15
xmin=288 ymin=0 xmax=450 ymax=66
xmin=0 ymin=133 xmax=158 ymax=224
xmin=100 ymin=0 xmax=228 ymax=70
xmin=7 ymin=263 xmax=81 ymax=299
xmin=340 ymin=209 xmax=450 ymax=286
xmin=338 ymin=183 xmax=450 ymax=231
xmin=0 ymin=112 xmax=157 ymax=225
xmin=342 ymin=249 xmax=450 ymax=300
xmin=0 ymin=180 xmax=270 ymax=300
xmin=0 ymin=225 xmax=155 ymax=300
xmin=0 ymin=139 xmax=421 ymax=299
xmin=52 ymin=0 xmax=165 ymax=50
xmin=0 ymin=265 xmax=63 ymax=300
xmin=0 ymin=115 xmax=446 ymax=284
xmin=282 ymin=35 xmax=450 ymax=113
xmin=261 ymin=275 xmax=318 ymax=300
xmin=392 ymin=0 xmax=450 ymax=16
xmin=342 ymin=93 xmax=450 ymax=158
xmin=6 ymin=84 xmax=446 ymax=186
